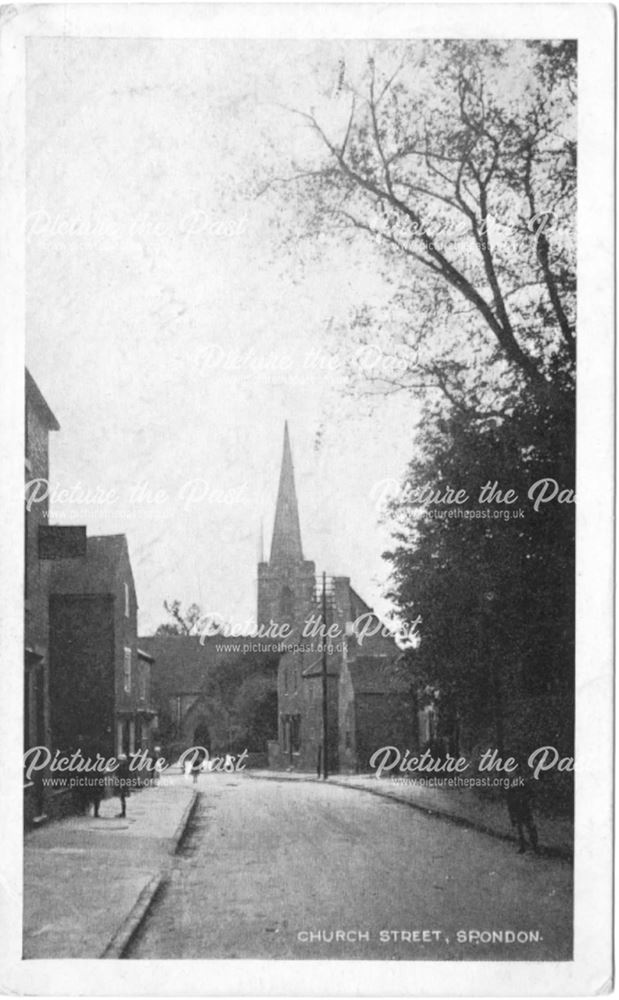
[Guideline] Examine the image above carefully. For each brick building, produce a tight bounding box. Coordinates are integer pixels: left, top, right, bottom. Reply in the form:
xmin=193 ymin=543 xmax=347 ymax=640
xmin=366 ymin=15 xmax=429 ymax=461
xmin=49 ymin=534 xmax=146 ymax=757
xmin=24 ymin=370 xmax=155 ymax=825
xmin=263 ymin=424 xmax=416 ymax=774
xmin=24 ymin=370 xmax=94 ymax=821
xmin=24 ymin=370 xmax=60 ymax=820
xmin=338 ymin=656 xmax=416 ymax=772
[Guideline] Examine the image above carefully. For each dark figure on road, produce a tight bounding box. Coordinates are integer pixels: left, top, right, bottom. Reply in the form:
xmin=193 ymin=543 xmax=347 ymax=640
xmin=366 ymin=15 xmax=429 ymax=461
xmin=91 ymin=784 xmax=103 ymax=818
xmin=115 ymin=754 xmax=131 ymax=817
xmin=506 ymin=776 xmax=539 ymax=854
xmin=190 ymin=747 xmax=206 ymax=784
xmin=73 ymin=735 xmax=105 ymax=818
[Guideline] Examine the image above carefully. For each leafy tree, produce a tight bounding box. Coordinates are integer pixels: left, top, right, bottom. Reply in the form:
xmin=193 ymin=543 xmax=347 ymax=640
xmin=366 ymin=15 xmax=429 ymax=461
xmin=264 ymin=40 xmax=575 ymax=416
xmin=384 ymin=394 xmax=574 ymax=753
xmin=155 ymin=600 xmax=205 ymax=636
xmin=201 ymin=653 xmax=280 ymax=752
xmin=232 ymin=675 xmax=278 ymax=753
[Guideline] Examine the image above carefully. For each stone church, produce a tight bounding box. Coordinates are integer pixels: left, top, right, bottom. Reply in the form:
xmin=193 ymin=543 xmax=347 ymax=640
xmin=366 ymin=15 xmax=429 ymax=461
xmin=261 ymin=423 xmax=417 ymax=774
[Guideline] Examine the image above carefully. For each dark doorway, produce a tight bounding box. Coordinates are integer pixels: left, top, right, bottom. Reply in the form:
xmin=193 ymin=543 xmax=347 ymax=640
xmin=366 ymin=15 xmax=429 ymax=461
xmin=193 ymin=720 xmax=211 ymax=752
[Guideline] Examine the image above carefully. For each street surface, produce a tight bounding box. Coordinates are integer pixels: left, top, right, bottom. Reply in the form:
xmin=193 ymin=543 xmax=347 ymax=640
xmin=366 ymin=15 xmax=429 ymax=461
xmin=128 ymin=773 xmax=572 ymax=960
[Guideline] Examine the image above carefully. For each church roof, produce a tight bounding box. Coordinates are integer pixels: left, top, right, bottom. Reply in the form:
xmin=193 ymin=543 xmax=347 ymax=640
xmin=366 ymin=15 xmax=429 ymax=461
xmin=269 ymin=421 xmax=304 ymax=564
xmin=138 ymin=633 xmax=278 ymax=695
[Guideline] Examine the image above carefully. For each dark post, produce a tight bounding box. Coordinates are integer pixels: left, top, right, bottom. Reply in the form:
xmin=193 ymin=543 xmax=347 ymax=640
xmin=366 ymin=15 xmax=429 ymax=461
xmin=485 ymin=590 xmax=505 ymax=756
xmin=489 ymin=661 xmax=505 ymax=756
xmin=321 ymin=571 xmax=329 ymax=779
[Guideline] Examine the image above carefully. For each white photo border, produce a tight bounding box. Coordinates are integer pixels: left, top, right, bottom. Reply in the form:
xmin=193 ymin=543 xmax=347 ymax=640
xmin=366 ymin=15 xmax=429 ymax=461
xmin=0 ymin=2 xmax=613 ymax=995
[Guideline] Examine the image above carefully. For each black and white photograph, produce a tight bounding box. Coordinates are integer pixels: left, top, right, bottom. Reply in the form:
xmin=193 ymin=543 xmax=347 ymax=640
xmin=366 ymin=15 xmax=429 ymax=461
xmin=0 ymin=2 xmax=613 ymax=995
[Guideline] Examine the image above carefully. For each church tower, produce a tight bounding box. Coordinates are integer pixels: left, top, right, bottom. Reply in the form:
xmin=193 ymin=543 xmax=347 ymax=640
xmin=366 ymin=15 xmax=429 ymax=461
xmin=257 ymin=423 xmax=316 ymax=632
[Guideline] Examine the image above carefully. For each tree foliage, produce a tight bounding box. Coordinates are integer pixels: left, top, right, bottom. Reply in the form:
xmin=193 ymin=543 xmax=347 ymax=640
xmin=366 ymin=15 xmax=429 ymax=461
xmin=384 ymin=390 xmax=574 ymax=748
xmin=232 ymin=675 xmax=279 ymax=753
xmin=265 ymin=39 xmax=576 ymax=416
xmin=155 ymin=600 xmax=205 ymax=636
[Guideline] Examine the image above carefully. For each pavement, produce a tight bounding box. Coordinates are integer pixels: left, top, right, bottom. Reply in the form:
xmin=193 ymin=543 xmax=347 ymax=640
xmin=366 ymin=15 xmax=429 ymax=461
xmin=245 ymin=769 xmax=573 ymax=859
xmin=128 ymin=773 xmax=573 ymax=960
xmin=23 ymin=773 xmax=197 ymax=958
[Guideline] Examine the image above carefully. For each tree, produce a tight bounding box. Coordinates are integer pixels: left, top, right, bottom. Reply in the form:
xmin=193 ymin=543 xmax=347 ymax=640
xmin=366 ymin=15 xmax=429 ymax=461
xmin=263 ymin=40 xmax=575 ymax=417
xmin=201 ymin=653 xmax=280 ymax=752
xmin=384 ymin=396 xmax=575 ymax=754
xmin=155 ymin=600 xmax=205 ymax=636
xmin=232 ymin=675 xmax=278 ymax=753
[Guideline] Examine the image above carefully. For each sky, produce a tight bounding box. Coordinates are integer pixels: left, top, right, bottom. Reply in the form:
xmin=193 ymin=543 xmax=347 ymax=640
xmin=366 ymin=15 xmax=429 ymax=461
xmin=25 ymin=37 xmax=422 ymax=634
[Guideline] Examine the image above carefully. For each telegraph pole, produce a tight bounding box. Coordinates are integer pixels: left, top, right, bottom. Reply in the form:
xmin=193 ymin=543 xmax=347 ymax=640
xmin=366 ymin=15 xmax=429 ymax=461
xmin=321 ymin=571 xmax=329 ymax=779
xmin=484 ymin=590 xmax=505 ymax=756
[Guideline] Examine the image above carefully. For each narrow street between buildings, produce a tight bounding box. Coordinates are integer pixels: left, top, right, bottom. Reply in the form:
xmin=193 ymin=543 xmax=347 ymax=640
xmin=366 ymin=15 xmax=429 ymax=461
xmin=128 ymin=773 xmax=572 ymax=960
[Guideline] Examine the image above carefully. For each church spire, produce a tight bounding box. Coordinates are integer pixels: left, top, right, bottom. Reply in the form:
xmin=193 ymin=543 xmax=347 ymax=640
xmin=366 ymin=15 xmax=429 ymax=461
xmin=269 ymin=421 xmax=303 ymax=564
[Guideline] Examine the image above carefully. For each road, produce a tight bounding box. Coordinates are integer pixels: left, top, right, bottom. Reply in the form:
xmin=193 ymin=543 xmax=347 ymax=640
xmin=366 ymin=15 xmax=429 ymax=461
xmin=128 ymin=773 xmax=572 ymax=960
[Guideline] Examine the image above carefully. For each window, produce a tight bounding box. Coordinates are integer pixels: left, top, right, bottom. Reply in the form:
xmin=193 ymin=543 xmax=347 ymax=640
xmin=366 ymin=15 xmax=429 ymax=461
xmin=282 ymin=715 xmax=301 ymax=755
xmin=123 ymin=647 xmax=132 ymax=693
xmin=139 ymin=664 xmax=148 ymax=701
xmin=290 ymin=715 xmax=301 ymax=754
xmin=124 ymin=583 xmax=130 ymax=618
xmin=280 ymin=585 xmax=294 ymax=621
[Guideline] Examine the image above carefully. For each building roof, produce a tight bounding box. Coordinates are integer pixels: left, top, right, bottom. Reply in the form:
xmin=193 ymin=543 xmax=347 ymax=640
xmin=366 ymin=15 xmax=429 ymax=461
xmin=26 ymin=368 xmax=60 ymax=431
xmin=138 ymin=633 xmax=279 ymax=695
xmin=51 ymin=534 xmax=129 ymax=595
xmin=346 ymin=655 xmax=409 ymax=695
xmin=347 ymin=586 xmax=372 ymax=619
